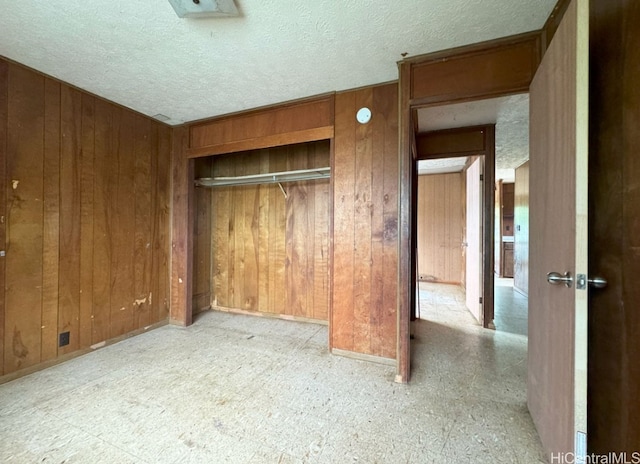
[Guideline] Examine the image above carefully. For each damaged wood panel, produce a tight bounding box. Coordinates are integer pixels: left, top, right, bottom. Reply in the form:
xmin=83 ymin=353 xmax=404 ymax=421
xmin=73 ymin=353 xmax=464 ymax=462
xmin=4 ymin=65 xmax=45 ymax=373
xmin=332 ymin=83 xmax=399 ymax=359
xmin=208 ymin=141 xmax=329 ymax=320
xmin=58 ymin=85 xmax=82 ymax=355
xmin=133 ymin=115 xmax=153 ymax=327
xmin=41 ymin=79 xmax=61 ymax=362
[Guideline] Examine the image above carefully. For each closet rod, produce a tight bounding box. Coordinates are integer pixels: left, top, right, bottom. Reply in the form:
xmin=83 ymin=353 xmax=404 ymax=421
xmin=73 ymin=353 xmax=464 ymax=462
xmin=195 ymin=167 xmax=330 ymax=188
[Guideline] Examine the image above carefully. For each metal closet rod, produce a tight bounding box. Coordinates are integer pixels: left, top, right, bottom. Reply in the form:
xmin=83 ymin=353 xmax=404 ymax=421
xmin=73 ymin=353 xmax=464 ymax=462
xmin=195 ymin=167 xmax=331 ymax=187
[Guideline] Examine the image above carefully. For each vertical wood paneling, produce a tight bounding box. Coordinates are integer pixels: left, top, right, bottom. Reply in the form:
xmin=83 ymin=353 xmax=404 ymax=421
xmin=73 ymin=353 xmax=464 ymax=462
xmin=416 ymin=173 xmax=463 ymax=284
xmin=494 ymin=180 xmax=503 ymax=276
xmin=133 ymin=115 xmax=152 ymax=326
xmin=212 ymin=157 xmax=231 ymax=307
xmin=149 ymin=124 xmax=160 ymax=323
xmin=313 ymin=147 xmax=330 ymax=321
xmin=4 ymin=65 xmax=44 ymax=373
xmin=206 ymin=142 xmax=329 ymax=320
xmin=352 ymin=88 xmax=373 ymax=354
xmin=270 ymin=149 xmax=287 ymax=313
xmin=514 ymin=161 xmax=529 ymax=295
xmin=156 ymin=126 xmax=171 ymax=323
xmin=332 ymin=83 xmax=398 ymax=359
xmin=170 ymin=126 xmax=193 ymax=326
xmin=257 ymin=150 xmax=270 ymax=313
xmin=243 ymin=155 xmax=259 ymax=311
xmin=369 ymin=88 xmax=385 ymax=355
xmin=41 ymin=79 xmax=60 ymax=362
xmin=287 ymin=145 xmax=309 ymax=317
xmin=110 ymin=109 xmax=135 ymax=338
xmin=1 ymin=59 xmax=172 ymax=377
xmin=380 ymin=84 xmax=399 ymax=359
xmin=332 ymin=91 xmax=356 ymax=349
xmin=231 ymin=154 xmax=245 ymax=309
xmin=92 ymin=100 xmax=114 ymax=344
xmin=0 ymin=60 xmax=7 ymax=374
xmin=192 ymin=157 xmax=212 ymax=313
xmin=79 ymin=94 xmax=94 ymax=349
xmin=58 ymin=85 xmax=82 ymax=354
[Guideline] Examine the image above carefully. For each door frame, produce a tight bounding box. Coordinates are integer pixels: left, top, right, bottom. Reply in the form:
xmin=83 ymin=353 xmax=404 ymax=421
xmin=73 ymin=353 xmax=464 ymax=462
xmin=414 ymin=126 xmax=496 ymax=327
xmin=397 ymin=32 xmax=543 ymax=382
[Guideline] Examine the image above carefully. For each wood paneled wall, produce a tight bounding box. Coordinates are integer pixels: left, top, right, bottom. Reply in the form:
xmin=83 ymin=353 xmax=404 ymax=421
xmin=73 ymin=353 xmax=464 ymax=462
xmin=193 ymin=157 xmax=213 ymax=314
xmin=514 ymin=162 xmax=529 ymax=295
xmin=494 ymin=180 xmax=503 ymax=276
xmin=197 ymin=141 xmax=330 ymax=321
xmin=187 ymin=96 xmax=334 ymax=158
xmin=409 ymin=33 xmax=541 ymax=105
xmin=332 ymin=83 xmax=398 ymax=360
xmin=0 ymin=59 xmax=171 ymax=376
xmin=416 ymin=173 xmax=464 ymax=284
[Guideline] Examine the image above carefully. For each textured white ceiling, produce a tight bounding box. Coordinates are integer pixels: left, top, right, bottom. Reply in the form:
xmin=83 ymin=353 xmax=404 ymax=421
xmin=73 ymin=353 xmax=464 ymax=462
xmin=0 ymin=0 xmax=555 ymax=125
xmin=417 ymin=94 xmax=530 ymax=169
xmin=418 ymin=158 xmax=468 ymax=175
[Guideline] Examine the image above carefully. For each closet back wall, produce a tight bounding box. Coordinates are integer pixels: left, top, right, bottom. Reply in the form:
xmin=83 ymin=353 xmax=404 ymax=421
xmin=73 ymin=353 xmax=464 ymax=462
xmin=194 ymin=141 xmax=330 ymax=321
xmin=0 ymin=59 xmax=172 ymax=377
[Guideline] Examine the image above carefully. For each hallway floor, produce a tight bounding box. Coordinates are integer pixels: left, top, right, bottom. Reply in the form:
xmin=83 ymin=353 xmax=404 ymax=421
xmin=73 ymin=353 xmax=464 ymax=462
xmin=1 ymin=310 xmax=545 ymax=463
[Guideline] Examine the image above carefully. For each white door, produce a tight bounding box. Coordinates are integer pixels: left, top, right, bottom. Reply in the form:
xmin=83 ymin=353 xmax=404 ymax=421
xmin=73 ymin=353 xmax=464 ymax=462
xmin=465 ymin=157 xmax=482 ymax=323
xmin=528 ymin=0 xmax=589 ymax=457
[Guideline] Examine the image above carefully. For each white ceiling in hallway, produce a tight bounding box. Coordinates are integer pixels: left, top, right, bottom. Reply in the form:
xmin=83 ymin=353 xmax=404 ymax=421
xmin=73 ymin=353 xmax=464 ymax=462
xmin=0 ymin=0 xmax=556 ymax=125
xmin=417 ymin=94 xmax=530 ymax=170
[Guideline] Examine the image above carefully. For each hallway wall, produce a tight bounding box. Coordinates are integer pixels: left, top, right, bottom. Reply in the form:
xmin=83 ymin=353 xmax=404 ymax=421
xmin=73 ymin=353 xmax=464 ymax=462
xmin=416 ymin=173 xmax=464 ymax=284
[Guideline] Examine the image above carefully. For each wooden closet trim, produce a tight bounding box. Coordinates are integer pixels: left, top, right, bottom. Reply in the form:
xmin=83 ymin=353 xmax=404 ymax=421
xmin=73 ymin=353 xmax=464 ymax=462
xmin=187 ymin=94 xmax=335 ymax=158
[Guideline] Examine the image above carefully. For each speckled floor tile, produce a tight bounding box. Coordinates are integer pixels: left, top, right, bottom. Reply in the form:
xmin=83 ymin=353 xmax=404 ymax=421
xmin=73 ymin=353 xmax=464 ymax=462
xmin=0 ymin=309 xmax=545 ymax=463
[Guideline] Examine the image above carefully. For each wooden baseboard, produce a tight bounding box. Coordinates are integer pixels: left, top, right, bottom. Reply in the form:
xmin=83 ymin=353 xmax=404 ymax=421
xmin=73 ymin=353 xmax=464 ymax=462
xmin=209 ymin=305 xmax=328 ymax=326
xmin=331 ymin=348 xmax=396 ymax=366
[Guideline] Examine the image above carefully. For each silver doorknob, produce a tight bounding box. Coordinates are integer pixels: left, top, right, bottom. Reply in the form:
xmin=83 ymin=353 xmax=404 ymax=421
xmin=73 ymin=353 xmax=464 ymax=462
xmin=588 ymin=277 xmax=608 ymax=289
xmin=547 ymin=271 xmax=573 ymax=288
xmin=576 ymin=274 xmax=608 ymax=289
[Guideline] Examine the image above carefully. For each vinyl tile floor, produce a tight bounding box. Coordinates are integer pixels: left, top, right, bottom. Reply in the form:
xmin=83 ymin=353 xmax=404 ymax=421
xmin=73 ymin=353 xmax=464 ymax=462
xmin=418 ymin=278 xmax=529 ymax=336
xmin=0 ymin=309 xmax=545 ymax=463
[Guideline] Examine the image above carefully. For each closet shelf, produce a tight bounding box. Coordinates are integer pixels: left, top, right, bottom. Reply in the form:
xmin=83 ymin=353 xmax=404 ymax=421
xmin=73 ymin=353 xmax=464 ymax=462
xmin=195 ymin=167 xmax=330 ymax=187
